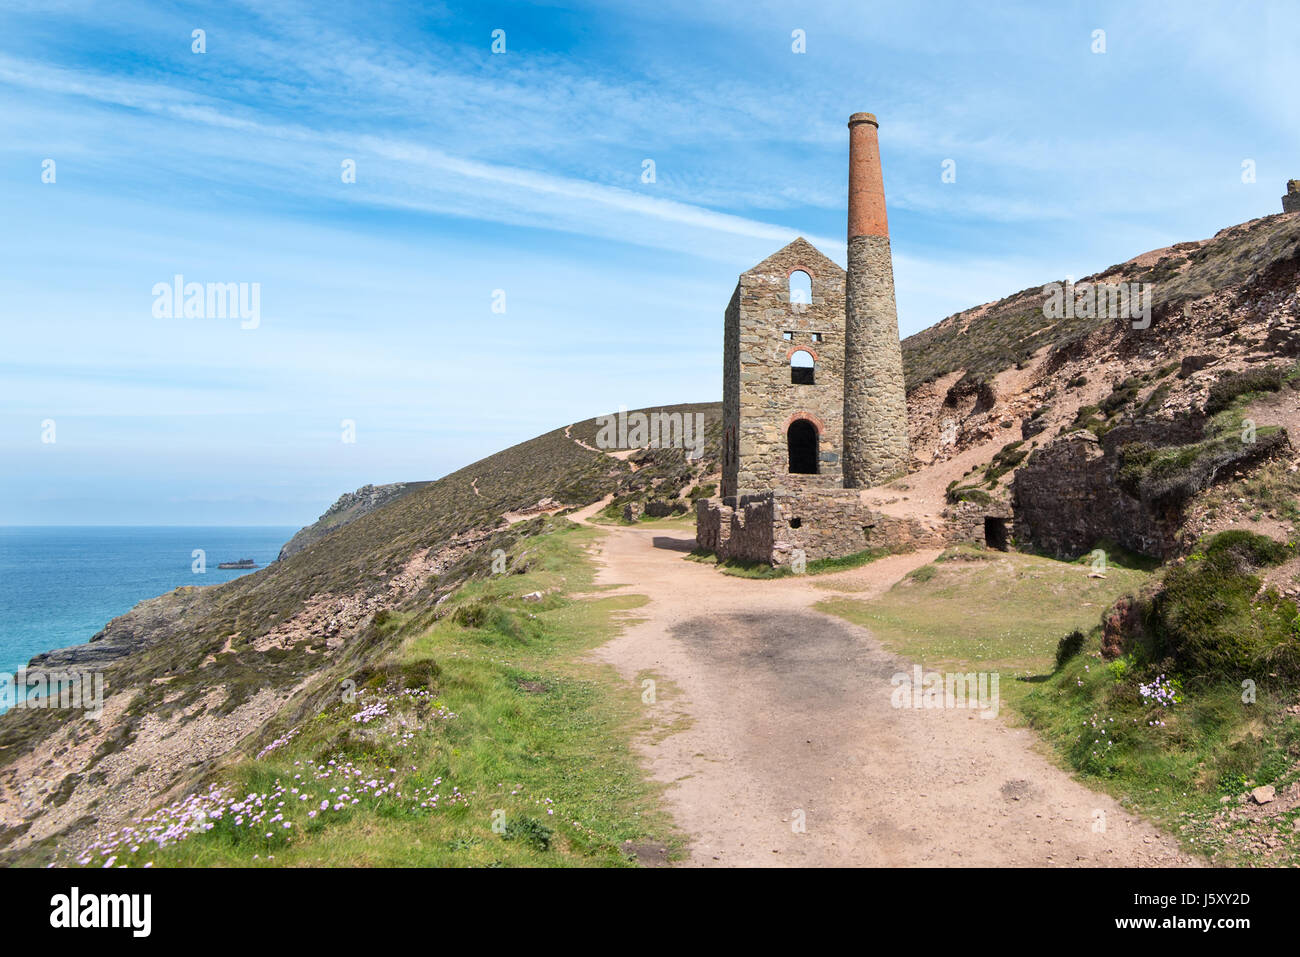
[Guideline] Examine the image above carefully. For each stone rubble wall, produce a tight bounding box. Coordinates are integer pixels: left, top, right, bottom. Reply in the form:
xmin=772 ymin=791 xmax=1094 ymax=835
xmin=1011 ymin=430 xmax=1181 ymax=559
xmin=695 ymin=489 xmax=1001 ymax=566
xmin=1284 ymin=180 xmax=1300 ymax=214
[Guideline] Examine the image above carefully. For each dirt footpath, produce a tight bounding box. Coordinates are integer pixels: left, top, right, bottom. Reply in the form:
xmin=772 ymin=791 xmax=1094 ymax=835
xmin=575 ymin=509 xmax=1199 ymax=867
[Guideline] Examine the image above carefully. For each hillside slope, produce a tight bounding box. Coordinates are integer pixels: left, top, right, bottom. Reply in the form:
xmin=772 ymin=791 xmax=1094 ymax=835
xmin=0 ymin=403 xmax=719 ymax=862
xmin=892 ymin=209 xmax=1300 ymax=559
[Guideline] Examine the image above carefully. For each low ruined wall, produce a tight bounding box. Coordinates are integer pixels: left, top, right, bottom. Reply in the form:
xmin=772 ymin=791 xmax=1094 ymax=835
xmin=771 ymin=488 xmax=871 ymax=565
xmin=694 ymin=498 xmax=727 ymax=553
xmin=1011 ymin=430 xmax=1181 ymax=559
xmin=696 ymin=487 xmax=987 ymax=566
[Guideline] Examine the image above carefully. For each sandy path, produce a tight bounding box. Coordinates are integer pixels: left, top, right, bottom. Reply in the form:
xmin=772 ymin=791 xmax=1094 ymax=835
xmin=574 ymin=510 xmax=1199 ymax=867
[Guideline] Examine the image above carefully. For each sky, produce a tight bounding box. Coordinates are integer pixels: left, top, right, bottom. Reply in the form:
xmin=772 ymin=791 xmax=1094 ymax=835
xmin=1 ymin=0 xmax=1297 ymax=526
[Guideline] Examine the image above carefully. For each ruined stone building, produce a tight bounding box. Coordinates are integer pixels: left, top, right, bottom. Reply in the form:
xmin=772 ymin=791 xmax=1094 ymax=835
xmin=720 ymin=238 xmax=847 ymax=498
xmin=1285 ymin=180 xmax=1300 ymax=215
xmin=698 ymin=112 xmax=936 ymax=567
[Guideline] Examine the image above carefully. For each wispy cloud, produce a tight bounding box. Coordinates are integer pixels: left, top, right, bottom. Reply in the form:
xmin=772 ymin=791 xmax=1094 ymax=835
xmin=1 ymin=0 xmax=1296 ymax=523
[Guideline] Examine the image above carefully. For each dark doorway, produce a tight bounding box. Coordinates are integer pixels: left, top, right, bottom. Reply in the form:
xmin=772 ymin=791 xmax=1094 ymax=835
xmin=984 ymin=516 xmax=1008 ymax=550
xmin=788 ymin=420 xmax=818 ymax=474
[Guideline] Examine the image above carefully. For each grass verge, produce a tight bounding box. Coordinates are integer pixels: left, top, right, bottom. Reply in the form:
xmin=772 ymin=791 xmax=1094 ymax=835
xmin=68 ymin=520 xmax=679 ymax=868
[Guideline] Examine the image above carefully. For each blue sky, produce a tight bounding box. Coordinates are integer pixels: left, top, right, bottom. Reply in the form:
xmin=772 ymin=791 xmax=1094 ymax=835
xmin=2 ymin=0 xmax=1297 ymax=525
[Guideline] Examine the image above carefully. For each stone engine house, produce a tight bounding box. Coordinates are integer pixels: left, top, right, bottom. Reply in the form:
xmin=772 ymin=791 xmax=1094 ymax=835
xmin=698 ymin=111 xmax=943 ymax=567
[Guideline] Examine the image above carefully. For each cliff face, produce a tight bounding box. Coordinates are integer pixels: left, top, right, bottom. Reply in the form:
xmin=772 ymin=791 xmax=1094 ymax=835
xmin=277 ymin=482 xmax=431 ymax=561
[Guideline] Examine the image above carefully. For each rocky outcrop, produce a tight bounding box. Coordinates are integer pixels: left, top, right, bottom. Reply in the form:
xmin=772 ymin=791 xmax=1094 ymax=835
xmin=277 ymin=482 xmax=429 ymax=561
xmin=26 ymin=587 xmax=212 ymax=672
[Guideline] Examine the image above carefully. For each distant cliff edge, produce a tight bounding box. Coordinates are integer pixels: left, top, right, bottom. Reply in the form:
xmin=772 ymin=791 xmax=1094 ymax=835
xmin=277 ymin=482 xmax=431 ymax=561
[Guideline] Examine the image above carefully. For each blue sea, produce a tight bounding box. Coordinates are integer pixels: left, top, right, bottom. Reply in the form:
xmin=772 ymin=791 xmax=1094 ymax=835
xmin=0 ymin=527 xmax=295 ymax=678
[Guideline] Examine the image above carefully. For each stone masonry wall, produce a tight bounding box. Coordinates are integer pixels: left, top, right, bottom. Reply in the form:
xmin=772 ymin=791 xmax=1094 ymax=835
xmin=842 ymin=234 xmax=911 ymax=487
xmin=723 ymin=238 xmax=847 ymax=497
xmin=1011 ymin=431 xmax=1182 ymax=559
xmin=1286 ymin=180 xmax=1300 ymax=215
xmin=696 ymin=487 xmax=991 ymax=567
xmin=721 ymin=284 xmax=741 ymax=496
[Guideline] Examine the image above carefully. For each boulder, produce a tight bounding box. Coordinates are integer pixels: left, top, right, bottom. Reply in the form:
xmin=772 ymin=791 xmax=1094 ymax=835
xmin=1178 ymin=354 xmax=1217 ymax=377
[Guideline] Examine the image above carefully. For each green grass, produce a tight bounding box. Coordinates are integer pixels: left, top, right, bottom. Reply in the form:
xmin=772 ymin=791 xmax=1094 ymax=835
xmin=817 ymin=549 xmax=1151 ymax=709
xmin=1020 ymin=632 xmax=1300 ymax=863
xmin=696 ymin=547 xmax=895 ymax=579
xmin=65 ymin=521 xmax=680 ymax=868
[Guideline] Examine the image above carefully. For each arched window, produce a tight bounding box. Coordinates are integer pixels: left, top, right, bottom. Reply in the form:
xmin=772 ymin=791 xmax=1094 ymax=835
xmin=790 ymin=349 xmax=815 ymax=385
xmin=789 ymin=270 xmax=812 ymax=307
xmin=787 ymin=419 xmax=819 ymax=474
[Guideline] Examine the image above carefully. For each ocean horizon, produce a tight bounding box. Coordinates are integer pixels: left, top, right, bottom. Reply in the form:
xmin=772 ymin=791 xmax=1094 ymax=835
xmin=0 ymin=526 xmax=296 ymax=681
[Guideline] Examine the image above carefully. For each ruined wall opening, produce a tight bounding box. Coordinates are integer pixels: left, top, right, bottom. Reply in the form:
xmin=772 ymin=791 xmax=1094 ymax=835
xmin=790 ymin=349 xmax=815 ymax=385
xmin=984 ymin=516 xmax=1009 ymax=551
xmin=788 ymin=419 xmax=819 ymax=474
xmin=789 ymin=270 xmax=812 ymax=307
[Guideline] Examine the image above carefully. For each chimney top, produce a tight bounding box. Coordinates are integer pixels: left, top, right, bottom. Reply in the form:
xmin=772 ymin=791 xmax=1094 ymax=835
xmin=847 ymin=111 xmax=888 ymax=239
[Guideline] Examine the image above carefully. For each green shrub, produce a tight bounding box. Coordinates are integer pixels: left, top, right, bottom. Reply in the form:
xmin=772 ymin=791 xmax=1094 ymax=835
xmin=503 ymin=815 xmax=553 ymax=851
xmin=1055 ymin=629 xmax=1086 ymax=669
xmin=688 ymin=483 xmax=717 ymax=501
xmin=1146 ymin=530 xmax=1300 ymax=681
xmin=945 ymin=486 xmax=992 ymax=506
xmin=452 ymin=600 xmax=495 ymax=628
xmin=1205 ymin=367 xmax=1284 ymax=414
xmin=1117 ymin=431 xmax=1289 ymax=509
xmin=983 ymin=441 xmax=1028 ymax=482
xmin=1204 ymin=528 xmax=1292 ymax=568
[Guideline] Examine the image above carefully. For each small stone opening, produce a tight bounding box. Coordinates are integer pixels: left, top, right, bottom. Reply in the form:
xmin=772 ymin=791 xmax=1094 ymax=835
xmin=791 ymin=349 xmax=815 ymax=385
xmin=787 ymin=419 xmax=818 ymax=474
xmin=984 ymin=516 xmax=1009 ymax=551
xmin=790 ymin=516 xmax=802 ymax=529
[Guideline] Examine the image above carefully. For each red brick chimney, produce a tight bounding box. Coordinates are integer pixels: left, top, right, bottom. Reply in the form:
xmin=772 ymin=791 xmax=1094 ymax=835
xmin=847 ymin=112 xmax=889 ymax=240
xmin=842 ymin=111 xmax=910 ymax=488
